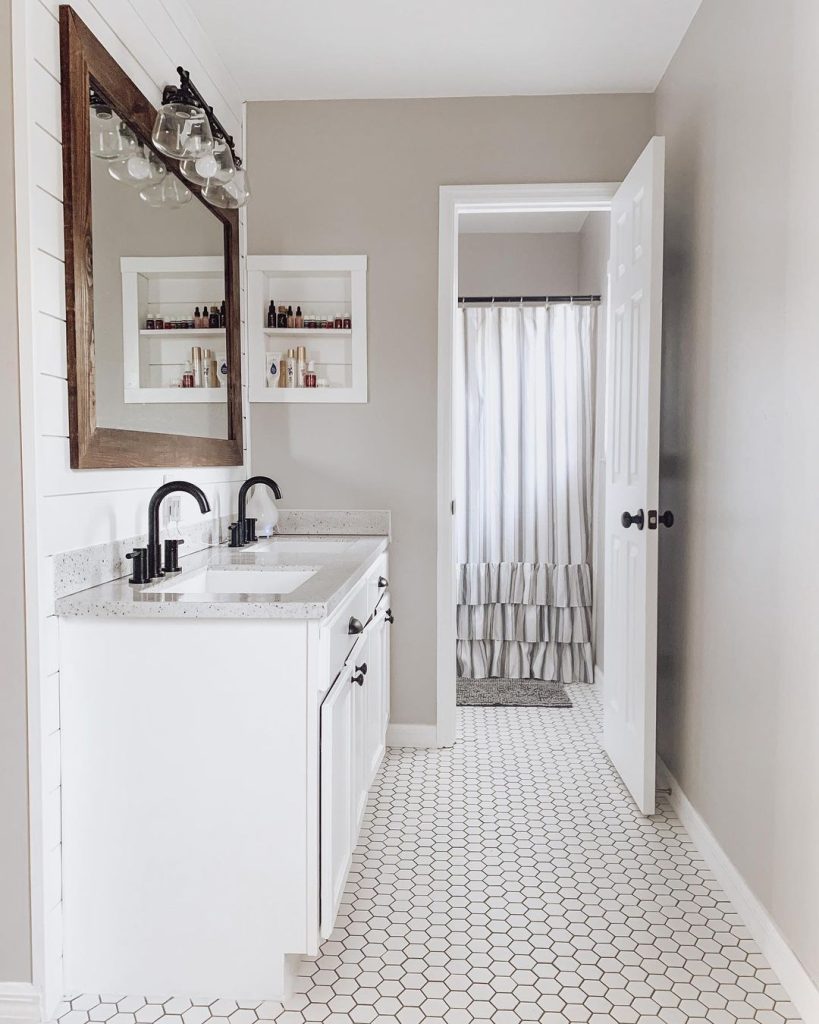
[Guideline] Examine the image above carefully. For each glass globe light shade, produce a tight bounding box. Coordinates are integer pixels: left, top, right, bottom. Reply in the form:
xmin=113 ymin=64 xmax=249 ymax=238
xmin=138 ymin=175 xmax=193 ymax=209
xmin=108 ymin=145 xmax=167 ymax=187
xmin=89 ymin=105 xmax=120 ymax=159
xmin=152 ymin=101 xmax=213 ymax=160
xmin=203 ymin=167 xmax=250 ymax=209
xmin=180 ymin=137 xmax=235 ymax=186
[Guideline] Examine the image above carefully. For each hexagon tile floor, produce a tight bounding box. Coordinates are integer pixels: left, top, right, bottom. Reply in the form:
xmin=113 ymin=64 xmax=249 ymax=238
xmin=55 ymin=685 xmax=801 ymax=1024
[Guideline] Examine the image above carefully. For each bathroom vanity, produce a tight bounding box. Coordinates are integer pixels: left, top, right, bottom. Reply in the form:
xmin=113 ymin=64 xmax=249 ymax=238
xmin=55 ymin=531 xmax=391 ymax=1001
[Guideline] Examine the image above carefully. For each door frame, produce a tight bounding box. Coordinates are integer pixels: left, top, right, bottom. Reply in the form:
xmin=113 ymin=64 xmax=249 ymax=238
xmin=436 ymin=182 xmax=619 ymax=746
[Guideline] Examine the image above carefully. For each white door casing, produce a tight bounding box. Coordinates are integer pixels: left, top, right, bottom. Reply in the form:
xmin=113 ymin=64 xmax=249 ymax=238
xmin=602 ymin=137 xmax=666 ymax=816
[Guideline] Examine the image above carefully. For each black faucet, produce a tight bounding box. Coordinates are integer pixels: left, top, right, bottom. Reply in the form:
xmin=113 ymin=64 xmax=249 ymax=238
xmin=235 ymin=475 xmax=282 ymax=546
xmin=147 ymin=481 xmax=211 ymax=580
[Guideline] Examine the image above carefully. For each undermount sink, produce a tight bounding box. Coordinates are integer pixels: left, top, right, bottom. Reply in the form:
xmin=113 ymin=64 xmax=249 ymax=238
xmin=155 ymin=567 xmax=317 ymax=596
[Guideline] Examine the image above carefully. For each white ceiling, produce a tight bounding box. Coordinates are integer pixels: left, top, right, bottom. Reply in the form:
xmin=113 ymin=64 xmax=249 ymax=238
xmin=459 ymin=211 xmax=590 ymax=235
xmin=191 ymin=0 xmax=702 ymax=102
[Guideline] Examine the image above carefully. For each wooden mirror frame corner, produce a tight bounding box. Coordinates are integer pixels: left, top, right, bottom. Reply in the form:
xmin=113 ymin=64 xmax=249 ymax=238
xmin=59 ymin=5 xmax=243 ymax=469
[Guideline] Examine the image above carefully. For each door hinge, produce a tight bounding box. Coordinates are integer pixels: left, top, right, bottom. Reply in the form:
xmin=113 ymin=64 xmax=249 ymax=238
xmin=647 ymin=509 xmax=658 ymax=530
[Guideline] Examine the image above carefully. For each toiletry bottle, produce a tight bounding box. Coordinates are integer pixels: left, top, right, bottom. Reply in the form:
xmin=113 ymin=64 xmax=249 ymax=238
xmin=343 ymin=315 xmax=352 ymax=329
xmin=182 ymin=362 xmax=194 ymax=388
xmin=278 ymin=355 xmax=287 ymax=386
xmin=287 ymin=305 xmax=294 ymax=328
xmin=305 ymin=361 xmax=317 ymax=388
xmin=285 ymin=349 xmax=297 ymax=387
xmin=208 ymin=357 xmax=219 ymax=387
xmin=209 ymin=306 xmax=220 ymax=328
xmin=295 ymin=305 xmax=303 ymax=328
xmin=267 ymin=352 xmax=281 ymax=388
xmin=194 ymin=306 xmax=201 ymax=328
xmin=220 ymin=300 xmax=226 ymax=327
xmin=202 ymin=306 xmax=209 ymax=330
xmin=267 ymin=300 xmax=276 ymax=328
xmin=277 ymin=305 xmax=288 ymax=329
xmin=296 ymin=345 xmax=307 ymax=386
xmin=192 ymin=346 xmax=204 ymax=387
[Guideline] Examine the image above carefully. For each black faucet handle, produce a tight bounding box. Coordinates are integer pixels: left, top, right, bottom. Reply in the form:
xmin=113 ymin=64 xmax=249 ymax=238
xmin=126 ymin=547 xmax=150 ymax=585
xmin=243 ymin=517 xmax=257 ymax=544
xmin=163 ymin=538 xmax=184 ymax=573
xmin=228 ymin=522 xmax=244 ymax=548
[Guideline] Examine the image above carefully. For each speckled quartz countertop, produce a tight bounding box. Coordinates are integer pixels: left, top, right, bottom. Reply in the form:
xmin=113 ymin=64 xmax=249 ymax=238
xmin=54 ymin=534 xmax=388 ymax=620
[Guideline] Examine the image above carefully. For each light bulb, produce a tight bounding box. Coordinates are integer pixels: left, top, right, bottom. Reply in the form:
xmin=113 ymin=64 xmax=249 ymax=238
xmin=108 ymin=145 xmax=166 ymax=187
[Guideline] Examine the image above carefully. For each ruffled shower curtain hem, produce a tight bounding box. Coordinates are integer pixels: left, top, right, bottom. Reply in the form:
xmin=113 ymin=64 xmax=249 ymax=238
xmin=456 ymin=640 xmax=593 ymax=685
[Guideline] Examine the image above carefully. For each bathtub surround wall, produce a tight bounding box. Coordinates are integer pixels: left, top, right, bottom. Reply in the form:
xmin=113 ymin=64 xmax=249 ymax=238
xmin=458 ymin=231 xmax=580 ymax=296
xmin=10 ymin=0 xmax=247 ymax=1011
xmin=656 ymin=0 xmax=819 ymax=1001
xmin=0 ymin=0 xmax=32 ymax=988
xmin=247 ymin=93 xmax=655 ymax=729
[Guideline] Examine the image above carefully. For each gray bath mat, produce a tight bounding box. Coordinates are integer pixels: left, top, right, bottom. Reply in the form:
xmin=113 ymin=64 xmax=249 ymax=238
xmin=457 ymin=678 xmax=573 ymax=708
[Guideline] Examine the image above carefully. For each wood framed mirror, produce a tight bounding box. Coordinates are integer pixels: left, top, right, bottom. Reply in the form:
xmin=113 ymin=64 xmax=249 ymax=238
xmin=59 ymin=6 xmax=243 ymax=468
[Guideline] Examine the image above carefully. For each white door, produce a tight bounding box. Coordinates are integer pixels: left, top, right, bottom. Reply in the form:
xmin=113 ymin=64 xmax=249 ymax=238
xmin=602 ymin=136 xmax=666 ymax=816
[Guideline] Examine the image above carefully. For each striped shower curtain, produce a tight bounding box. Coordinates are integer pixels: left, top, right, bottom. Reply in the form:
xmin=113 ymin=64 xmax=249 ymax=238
xmin=454 ymin=303 xmax=596 ymax=684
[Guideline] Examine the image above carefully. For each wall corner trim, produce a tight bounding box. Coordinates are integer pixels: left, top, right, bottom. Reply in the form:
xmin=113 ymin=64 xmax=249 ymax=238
xmin=0 ymin=984 xmax=42 ymax=1024
xmin=657 ymin=759 xmax=819 ymax=1024
xmin=386 ymin=724 xmax=439 ymax=748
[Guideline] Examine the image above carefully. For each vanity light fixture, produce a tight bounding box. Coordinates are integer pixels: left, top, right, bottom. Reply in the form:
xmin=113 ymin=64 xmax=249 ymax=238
xmin=152 ymin=67 xmax=250 ymax=209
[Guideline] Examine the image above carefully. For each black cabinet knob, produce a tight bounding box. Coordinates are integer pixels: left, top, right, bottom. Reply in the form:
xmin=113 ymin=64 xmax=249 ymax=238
xmin=352 ymin=672 xmax=365 ymax=687
xmin=378 ymin=576 xmax=388 ymax=588
xmin=658 ymin=510 xmax=675 ymax=528
xmin=356 ymin=662 xmax=368 ymax=675
xmin=348 ymin=616 xmax=364 ymax=635
xmin=126 ymin=547 xmax=150 ymax=585
xmin=385 ymin=609 xmax=394 ymax=624
xmin=621 ymin=510 xmax=645 ymax=530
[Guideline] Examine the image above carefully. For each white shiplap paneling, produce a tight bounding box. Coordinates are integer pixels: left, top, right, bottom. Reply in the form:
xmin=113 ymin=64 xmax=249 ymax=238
xmin=12 ymin=0 xmax=248 ymax=1014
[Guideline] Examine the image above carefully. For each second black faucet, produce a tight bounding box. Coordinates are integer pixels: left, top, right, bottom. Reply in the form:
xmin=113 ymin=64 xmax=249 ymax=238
xmin=231 ymin=475 xmax=283 ymax=547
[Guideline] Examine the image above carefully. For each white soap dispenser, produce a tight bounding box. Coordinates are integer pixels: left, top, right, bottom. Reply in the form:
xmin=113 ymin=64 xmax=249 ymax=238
xmin=246 ymin=483 xmax=280 ymax=537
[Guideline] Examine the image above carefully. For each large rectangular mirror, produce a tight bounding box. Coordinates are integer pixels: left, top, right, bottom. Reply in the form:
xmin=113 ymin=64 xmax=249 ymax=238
xmin=59 ymin=6 xmax=243 ymax=468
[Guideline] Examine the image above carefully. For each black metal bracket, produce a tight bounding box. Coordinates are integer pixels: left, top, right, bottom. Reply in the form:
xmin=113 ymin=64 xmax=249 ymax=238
xmin=161 ymin=67 xmax=243 ymax=168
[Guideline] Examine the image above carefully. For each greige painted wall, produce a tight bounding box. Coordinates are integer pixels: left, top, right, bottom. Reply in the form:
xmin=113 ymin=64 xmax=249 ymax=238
xmin=247 ymin=94 xmax=655 ymax=726
xmin=656 ymin=0 xmax=819 ymax=985
xmin=458 ymin=232 xmax=580 ymax=295
xmin=0 ymin=0 xmax=32 ymax=983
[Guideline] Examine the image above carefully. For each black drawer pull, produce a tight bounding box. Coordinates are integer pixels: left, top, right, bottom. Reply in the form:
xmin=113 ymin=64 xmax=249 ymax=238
xmin=348 ymin=616 xmax=364 ymax=634
xmin=352 ymin=672 xmax=365 ymax=687
xmin=356 ymin=662 xmax=368 ymax=675
xmin=378 ymin=575 xmax=388 ymax=588
xmin=385 ymin=608 xmax=394 ymax=624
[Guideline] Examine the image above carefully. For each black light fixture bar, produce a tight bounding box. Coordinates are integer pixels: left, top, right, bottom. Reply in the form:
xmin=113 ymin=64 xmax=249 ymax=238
xmin=162 ymin=67 xmax=243 ymax=168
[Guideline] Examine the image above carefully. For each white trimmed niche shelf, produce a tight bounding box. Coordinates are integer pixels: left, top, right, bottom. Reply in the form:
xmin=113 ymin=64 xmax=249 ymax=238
xmin=248 ymin=255 xmax=368 ymax=403
xmin=121 ymin=256 xmax=227 ymax=404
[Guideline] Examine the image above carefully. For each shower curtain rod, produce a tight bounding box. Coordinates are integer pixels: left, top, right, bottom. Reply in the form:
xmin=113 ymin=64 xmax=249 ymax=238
xmin=458 ymin=294 xmax=601 ymax=304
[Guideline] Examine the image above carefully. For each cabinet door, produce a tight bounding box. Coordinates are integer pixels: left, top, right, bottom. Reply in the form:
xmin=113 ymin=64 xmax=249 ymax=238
xmin=320 ymin=661 xmax=355 ymax=939
xmin=365 ymin=618 xmax=387 ymax=784
xmin=350 ymin=637 xmax=370 ymax=836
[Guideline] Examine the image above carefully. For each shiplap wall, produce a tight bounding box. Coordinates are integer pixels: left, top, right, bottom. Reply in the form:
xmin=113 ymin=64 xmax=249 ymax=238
xmin=11 ymin=0 xmax=248 ymax=1011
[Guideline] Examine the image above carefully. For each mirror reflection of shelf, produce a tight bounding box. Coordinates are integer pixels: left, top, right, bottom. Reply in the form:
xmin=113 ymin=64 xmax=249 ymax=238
xmin=122 ymin=257 xmax=228 ymax=404
xmin=248 ymin=255 xmax=367 ymax=404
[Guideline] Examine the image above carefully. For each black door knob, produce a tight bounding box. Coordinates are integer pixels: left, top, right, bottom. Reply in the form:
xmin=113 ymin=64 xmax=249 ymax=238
xmin=658 ymin=510 xmax=674 ymax=528
xmin=348 ymin=616 xmax=364 ymax=635
xmin=378 ymin=576 xmax=388 ymax=588
xmin=621 ymin=509 xmax=645 ymax=530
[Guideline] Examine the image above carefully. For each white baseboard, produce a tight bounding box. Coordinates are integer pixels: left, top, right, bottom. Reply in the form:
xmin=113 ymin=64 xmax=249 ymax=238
xmin=0 ymin=984 xmax=42 ymax=1024
xmin=386 ymin=724 xmax=438 ymax=748
xmin=658 ymin=760 xmax=819 ymax=1024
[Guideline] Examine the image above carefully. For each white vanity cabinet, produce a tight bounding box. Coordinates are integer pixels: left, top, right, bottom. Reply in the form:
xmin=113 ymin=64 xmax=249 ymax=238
xmin=59 ymin=543 xmax=391 ymax=1002
xmin=318 ymin=555 xmax=390 ymax=938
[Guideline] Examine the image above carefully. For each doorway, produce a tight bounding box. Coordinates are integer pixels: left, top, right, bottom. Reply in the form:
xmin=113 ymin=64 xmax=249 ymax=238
xmin=437 ymin=139 xmax=666 ymax=814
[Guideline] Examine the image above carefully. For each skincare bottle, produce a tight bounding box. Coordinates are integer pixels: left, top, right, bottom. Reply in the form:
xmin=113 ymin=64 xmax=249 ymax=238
xmin=285 ymin=348 xmax=297 ymax=387
xmin=209 ymin=357 xmax=220 ymax=387
xmin=209 ymin=306 xmax=220 ymax=328
xmin=305 ymin=361 xmax=317 ymax=388
xmin=277 ymin=305 xmax=288 ymax=329
xmin=192 ymin=347 xmax=203 ymax=387
xmin=296 ymin=345 xmax=307 ymax=386
xmin=194 ymin=306 xmax=201 ymax=328
xmin=267 ymin=300 xmax=276 ymax=328
xmin=267 ymin=352 xmax=281 ymax=388
xmin=182 ymin=363 xmax=194 ymax=388
xmin=294 ymin=306 xmax=303 ymax=328
xmin=287 ymin=305 xmax=294 ymax=328
xmin=202 ymin=307 xmax=209 ymax=330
